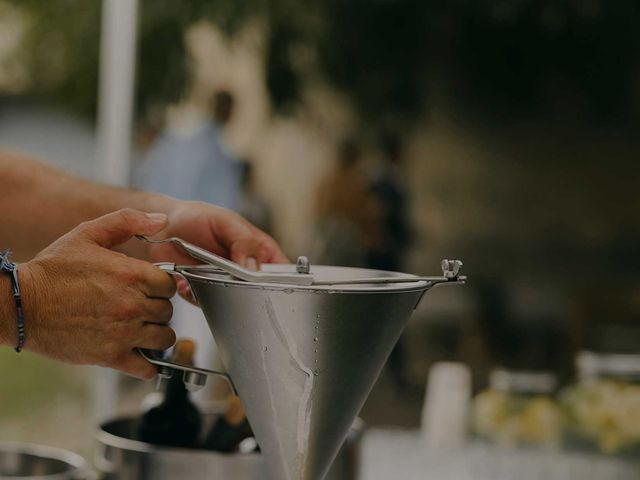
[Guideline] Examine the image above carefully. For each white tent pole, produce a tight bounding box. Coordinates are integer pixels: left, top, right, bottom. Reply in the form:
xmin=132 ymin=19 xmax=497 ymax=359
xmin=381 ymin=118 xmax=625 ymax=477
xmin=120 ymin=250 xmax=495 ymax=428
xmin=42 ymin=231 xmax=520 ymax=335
xmin=95 ymin=0 xmax=139 ymax=186
xmin=93 ymin=0 xmax=139 ymax=423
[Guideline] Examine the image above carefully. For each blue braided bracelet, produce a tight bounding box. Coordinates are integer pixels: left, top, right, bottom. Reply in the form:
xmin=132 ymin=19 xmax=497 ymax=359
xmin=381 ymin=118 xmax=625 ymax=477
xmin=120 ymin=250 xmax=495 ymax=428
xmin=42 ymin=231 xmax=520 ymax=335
xmin=0 ymin=250 xmax=25 ymax=352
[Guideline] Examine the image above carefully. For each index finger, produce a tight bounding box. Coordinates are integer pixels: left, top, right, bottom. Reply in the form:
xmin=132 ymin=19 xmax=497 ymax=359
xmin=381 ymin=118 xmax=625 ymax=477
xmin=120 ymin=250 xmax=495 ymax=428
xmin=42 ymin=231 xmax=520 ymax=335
xmin=212 ymin=209 xmax=289 ymax=265
xmin=229 ymin=232 xmax=290 ymax=269
xmin=250 ymin=227 xmax=289 ymax=264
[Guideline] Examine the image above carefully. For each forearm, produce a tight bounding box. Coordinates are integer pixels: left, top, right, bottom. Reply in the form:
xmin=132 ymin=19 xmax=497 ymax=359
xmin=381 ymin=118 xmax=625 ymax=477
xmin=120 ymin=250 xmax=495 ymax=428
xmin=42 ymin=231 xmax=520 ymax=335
xmin=0 ymin=151 xmax=175 ymax=261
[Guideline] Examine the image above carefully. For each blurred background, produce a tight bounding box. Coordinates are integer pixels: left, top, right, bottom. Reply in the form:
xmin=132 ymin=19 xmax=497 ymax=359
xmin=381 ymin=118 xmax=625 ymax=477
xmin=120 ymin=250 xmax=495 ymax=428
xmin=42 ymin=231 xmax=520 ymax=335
xmin=0 ymin=0 xmax=639 ymax=478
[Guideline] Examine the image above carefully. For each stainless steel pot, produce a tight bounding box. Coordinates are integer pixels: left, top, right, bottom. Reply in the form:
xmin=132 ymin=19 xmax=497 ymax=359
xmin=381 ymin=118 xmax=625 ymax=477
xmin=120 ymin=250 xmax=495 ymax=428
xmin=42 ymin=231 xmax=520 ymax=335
xmin=0 ymin=442 xmax=91 ymax=480
xmin=95 ymin=408 xmax=363 ymax=480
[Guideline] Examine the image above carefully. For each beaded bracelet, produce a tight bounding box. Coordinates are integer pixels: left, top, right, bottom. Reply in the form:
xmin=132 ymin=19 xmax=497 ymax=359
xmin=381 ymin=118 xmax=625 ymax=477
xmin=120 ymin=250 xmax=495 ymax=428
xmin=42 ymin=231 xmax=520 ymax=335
xmin=0 ymin=250 xmax=25 ymax=352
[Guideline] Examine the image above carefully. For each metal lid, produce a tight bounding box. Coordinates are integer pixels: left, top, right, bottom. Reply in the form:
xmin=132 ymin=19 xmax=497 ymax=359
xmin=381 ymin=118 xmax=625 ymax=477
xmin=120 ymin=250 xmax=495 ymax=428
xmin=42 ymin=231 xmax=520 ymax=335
xmin=140 ymin=235 xmax=465 ymax=292
xmin=179 ymin=264 xmax=435 ymax=293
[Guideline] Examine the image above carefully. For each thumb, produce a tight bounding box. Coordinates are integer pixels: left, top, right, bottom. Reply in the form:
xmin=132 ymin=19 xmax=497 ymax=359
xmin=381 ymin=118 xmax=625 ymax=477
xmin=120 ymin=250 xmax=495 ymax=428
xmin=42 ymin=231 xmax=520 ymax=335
xmin=78 ymin=208 xmax=168 ymax=249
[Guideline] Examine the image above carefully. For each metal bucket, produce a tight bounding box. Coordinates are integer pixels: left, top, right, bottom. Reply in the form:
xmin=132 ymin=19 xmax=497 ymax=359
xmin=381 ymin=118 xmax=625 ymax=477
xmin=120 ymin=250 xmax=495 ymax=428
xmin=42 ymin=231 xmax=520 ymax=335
xmin=0 ymin=442 xmax=90 ymax=480
xmin=95 ymin=409 xmax=363 ymax=480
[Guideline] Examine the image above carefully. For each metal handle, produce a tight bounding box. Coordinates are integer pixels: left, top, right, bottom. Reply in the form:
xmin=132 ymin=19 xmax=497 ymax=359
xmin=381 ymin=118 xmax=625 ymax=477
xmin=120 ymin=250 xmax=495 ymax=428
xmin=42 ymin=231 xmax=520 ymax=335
xmin=138 ymin=235 xmax=314 ymax=285
xmin=138 ymin=348 xmax=236 ymax=395
xmin=136 ymin=262 xmax=236 ymax=394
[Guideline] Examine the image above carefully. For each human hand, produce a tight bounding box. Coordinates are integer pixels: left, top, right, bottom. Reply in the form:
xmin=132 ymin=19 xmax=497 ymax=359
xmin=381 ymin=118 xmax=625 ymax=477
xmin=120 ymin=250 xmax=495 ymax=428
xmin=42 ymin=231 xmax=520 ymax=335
xmin=17 ymin=209 xmax=177 ymax=379
xmin=145 ymin=201 xmax=288 ymax=301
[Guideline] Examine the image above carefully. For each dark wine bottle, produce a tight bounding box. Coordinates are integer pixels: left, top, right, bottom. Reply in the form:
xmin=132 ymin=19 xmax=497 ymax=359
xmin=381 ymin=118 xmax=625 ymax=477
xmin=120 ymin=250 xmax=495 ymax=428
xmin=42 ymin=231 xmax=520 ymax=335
xmin=202 ymin=395 xmax=254 ymax=452
xmin=137 ymin=339 xmax=202 ymax=448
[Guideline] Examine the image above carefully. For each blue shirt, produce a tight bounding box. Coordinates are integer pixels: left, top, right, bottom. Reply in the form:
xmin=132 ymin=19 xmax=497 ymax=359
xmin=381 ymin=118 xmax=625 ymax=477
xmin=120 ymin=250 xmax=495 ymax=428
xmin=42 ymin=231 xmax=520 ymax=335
xmin=136 ymin=121 xmax=240 ymax=210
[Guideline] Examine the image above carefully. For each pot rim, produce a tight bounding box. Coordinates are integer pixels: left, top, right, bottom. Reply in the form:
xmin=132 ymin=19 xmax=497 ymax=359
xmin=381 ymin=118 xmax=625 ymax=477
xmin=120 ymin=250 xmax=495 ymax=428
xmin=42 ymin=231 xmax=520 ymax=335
xmin=95 ymin=405 xmax=261 ymax=458
xmin=0 ymin=441 xmax=86 ymax=479
xmin=96 ymin=412 xmax=365 ymax=457
xmin=95 ymin=423 xmax=258 ymax=458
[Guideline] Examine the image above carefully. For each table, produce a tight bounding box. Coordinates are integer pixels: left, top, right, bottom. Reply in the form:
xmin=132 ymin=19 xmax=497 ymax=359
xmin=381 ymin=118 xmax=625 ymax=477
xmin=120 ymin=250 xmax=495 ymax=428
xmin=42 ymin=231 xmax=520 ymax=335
xmin=358 ymin=429 xmax=640 ymax=480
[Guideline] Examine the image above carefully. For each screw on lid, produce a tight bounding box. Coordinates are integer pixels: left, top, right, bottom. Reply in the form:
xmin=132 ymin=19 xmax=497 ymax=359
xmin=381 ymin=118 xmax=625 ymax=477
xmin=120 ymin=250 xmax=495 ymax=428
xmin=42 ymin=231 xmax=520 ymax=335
xmin=296 ymin=256 xmax=310 ymax=274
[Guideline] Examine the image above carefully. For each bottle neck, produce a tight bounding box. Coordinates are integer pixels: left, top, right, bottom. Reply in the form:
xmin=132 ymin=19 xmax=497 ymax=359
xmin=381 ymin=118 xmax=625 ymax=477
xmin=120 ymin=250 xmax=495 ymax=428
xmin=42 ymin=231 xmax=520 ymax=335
xmin=164 ymin=373 xmax=190 ymax=405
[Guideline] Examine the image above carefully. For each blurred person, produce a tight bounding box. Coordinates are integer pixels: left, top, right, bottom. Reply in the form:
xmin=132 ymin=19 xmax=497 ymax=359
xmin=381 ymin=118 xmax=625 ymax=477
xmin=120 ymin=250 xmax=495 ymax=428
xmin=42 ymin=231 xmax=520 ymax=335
xmin=313 ymin=138 xmax=378 ymax=267
xmin=135 ymin=90 xmax=243 ymax=369
xmin=238 ymin=159 xmax=273 ymax=235
xmin=368 ymin=133 xmax=413 ymax=392
xmin=367 ymin=133 xmax=412 ymax=271
xmin=0 ymin=151 xmax=286 ymax=379
xmin=135 ymin=90 xmax=241 ymax=209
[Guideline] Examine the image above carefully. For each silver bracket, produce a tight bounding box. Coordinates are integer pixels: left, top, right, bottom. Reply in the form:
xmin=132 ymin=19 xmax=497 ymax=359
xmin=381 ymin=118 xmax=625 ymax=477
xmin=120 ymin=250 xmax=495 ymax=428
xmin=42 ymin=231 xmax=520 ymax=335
xmin=138 ymin=348 xmax=237 ymax=394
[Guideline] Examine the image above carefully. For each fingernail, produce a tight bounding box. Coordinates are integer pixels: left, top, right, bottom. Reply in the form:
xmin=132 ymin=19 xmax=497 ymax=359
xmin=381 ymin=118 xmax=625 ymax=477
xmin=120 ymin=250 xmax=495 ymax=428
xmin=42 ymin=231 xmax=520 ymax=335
xmin=246 ymin=257 xmax=258 ymax=271
xmin=145 ymin=213 xmax=168 ymax=223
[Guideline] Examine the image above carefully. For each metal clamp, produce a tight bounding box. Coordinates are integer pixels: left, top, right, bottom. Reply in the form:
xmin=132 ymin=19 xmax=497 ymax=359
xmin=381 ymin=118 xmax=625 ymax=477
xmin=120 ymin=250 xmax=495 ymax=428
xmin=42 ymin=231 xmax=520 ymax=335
xmin=137 ymin=348 xmax=236 ymax=394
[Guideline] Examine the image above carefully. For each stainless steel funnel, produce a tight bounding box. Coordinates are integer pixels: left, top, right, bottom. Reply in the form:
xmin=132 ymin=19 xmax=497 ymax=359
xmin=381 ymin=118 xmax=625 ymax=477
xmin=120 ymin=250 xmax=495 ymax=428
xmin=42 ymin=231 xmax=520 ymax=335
xmin=139 ymin=237 xmax=465 ymax=480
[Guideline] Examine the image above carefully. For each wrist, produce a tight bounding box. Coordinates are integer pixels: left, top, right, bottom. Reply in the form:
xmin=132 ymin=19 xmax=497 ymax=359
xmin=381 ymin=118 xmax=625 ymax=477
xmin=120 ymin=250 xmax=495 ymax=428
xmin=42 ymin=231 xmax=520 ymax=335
xmin=0 ymin=275 xmax=14 ymax=347
xmin=11 ymin=262 xmax=42 ymax=352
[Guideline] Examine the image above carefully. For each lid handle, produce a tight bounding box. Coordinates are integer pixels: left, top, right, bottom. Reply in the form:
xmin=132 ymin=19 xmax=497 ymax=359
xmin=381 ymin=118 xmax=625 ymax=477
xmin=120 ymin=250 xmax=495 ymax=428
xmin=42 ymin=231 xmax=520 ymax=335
xmin=136 ymin=236 xmax=315 ymax=286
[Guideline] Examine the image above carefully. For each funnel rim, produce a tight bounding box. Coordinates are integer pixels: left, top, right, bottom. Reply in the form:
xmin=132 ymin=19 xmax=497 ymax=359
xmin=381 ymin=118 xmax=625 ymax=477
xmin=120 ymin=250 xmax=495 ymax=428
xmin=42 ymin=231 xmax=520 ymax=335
xmin=179 ymin=264 xmax=431 ymax=293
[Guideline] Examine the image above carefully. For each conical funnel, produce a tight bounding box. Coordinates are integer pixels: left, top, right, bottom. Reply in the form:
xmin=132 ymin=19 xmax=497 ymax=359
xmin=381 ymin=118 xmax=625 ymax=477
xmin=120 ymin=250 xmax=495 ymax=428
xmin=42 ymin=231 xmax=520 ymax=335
xmin=136 ymin=238 xmax=464 ymax=480
xmin=173 ymin=261 xmax=464 ymax=480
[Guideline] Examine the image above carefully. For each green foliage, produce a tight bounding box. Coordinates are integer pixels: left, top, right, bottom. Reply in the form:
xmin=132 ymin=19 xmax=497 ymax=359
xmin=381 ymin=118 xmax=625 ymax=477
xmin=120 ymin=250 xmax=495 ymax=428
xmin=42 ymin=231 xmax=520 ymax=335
xmin=447 ymin=0 xmax=640 ymax=122
xmin=5 ymin=0 xmax=266 ymax=121
xmin=135 ymin=0 xmax=266 ymax=119
xmin=317 ymin=0 xmax=433 ymax=129
xmin=6 ymin=0 xmax=101 ymax=118
xmin=0 ymin=348 xmax=86 ymax=418
xmin=5 ymin=0 xmax=640 ymax=127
